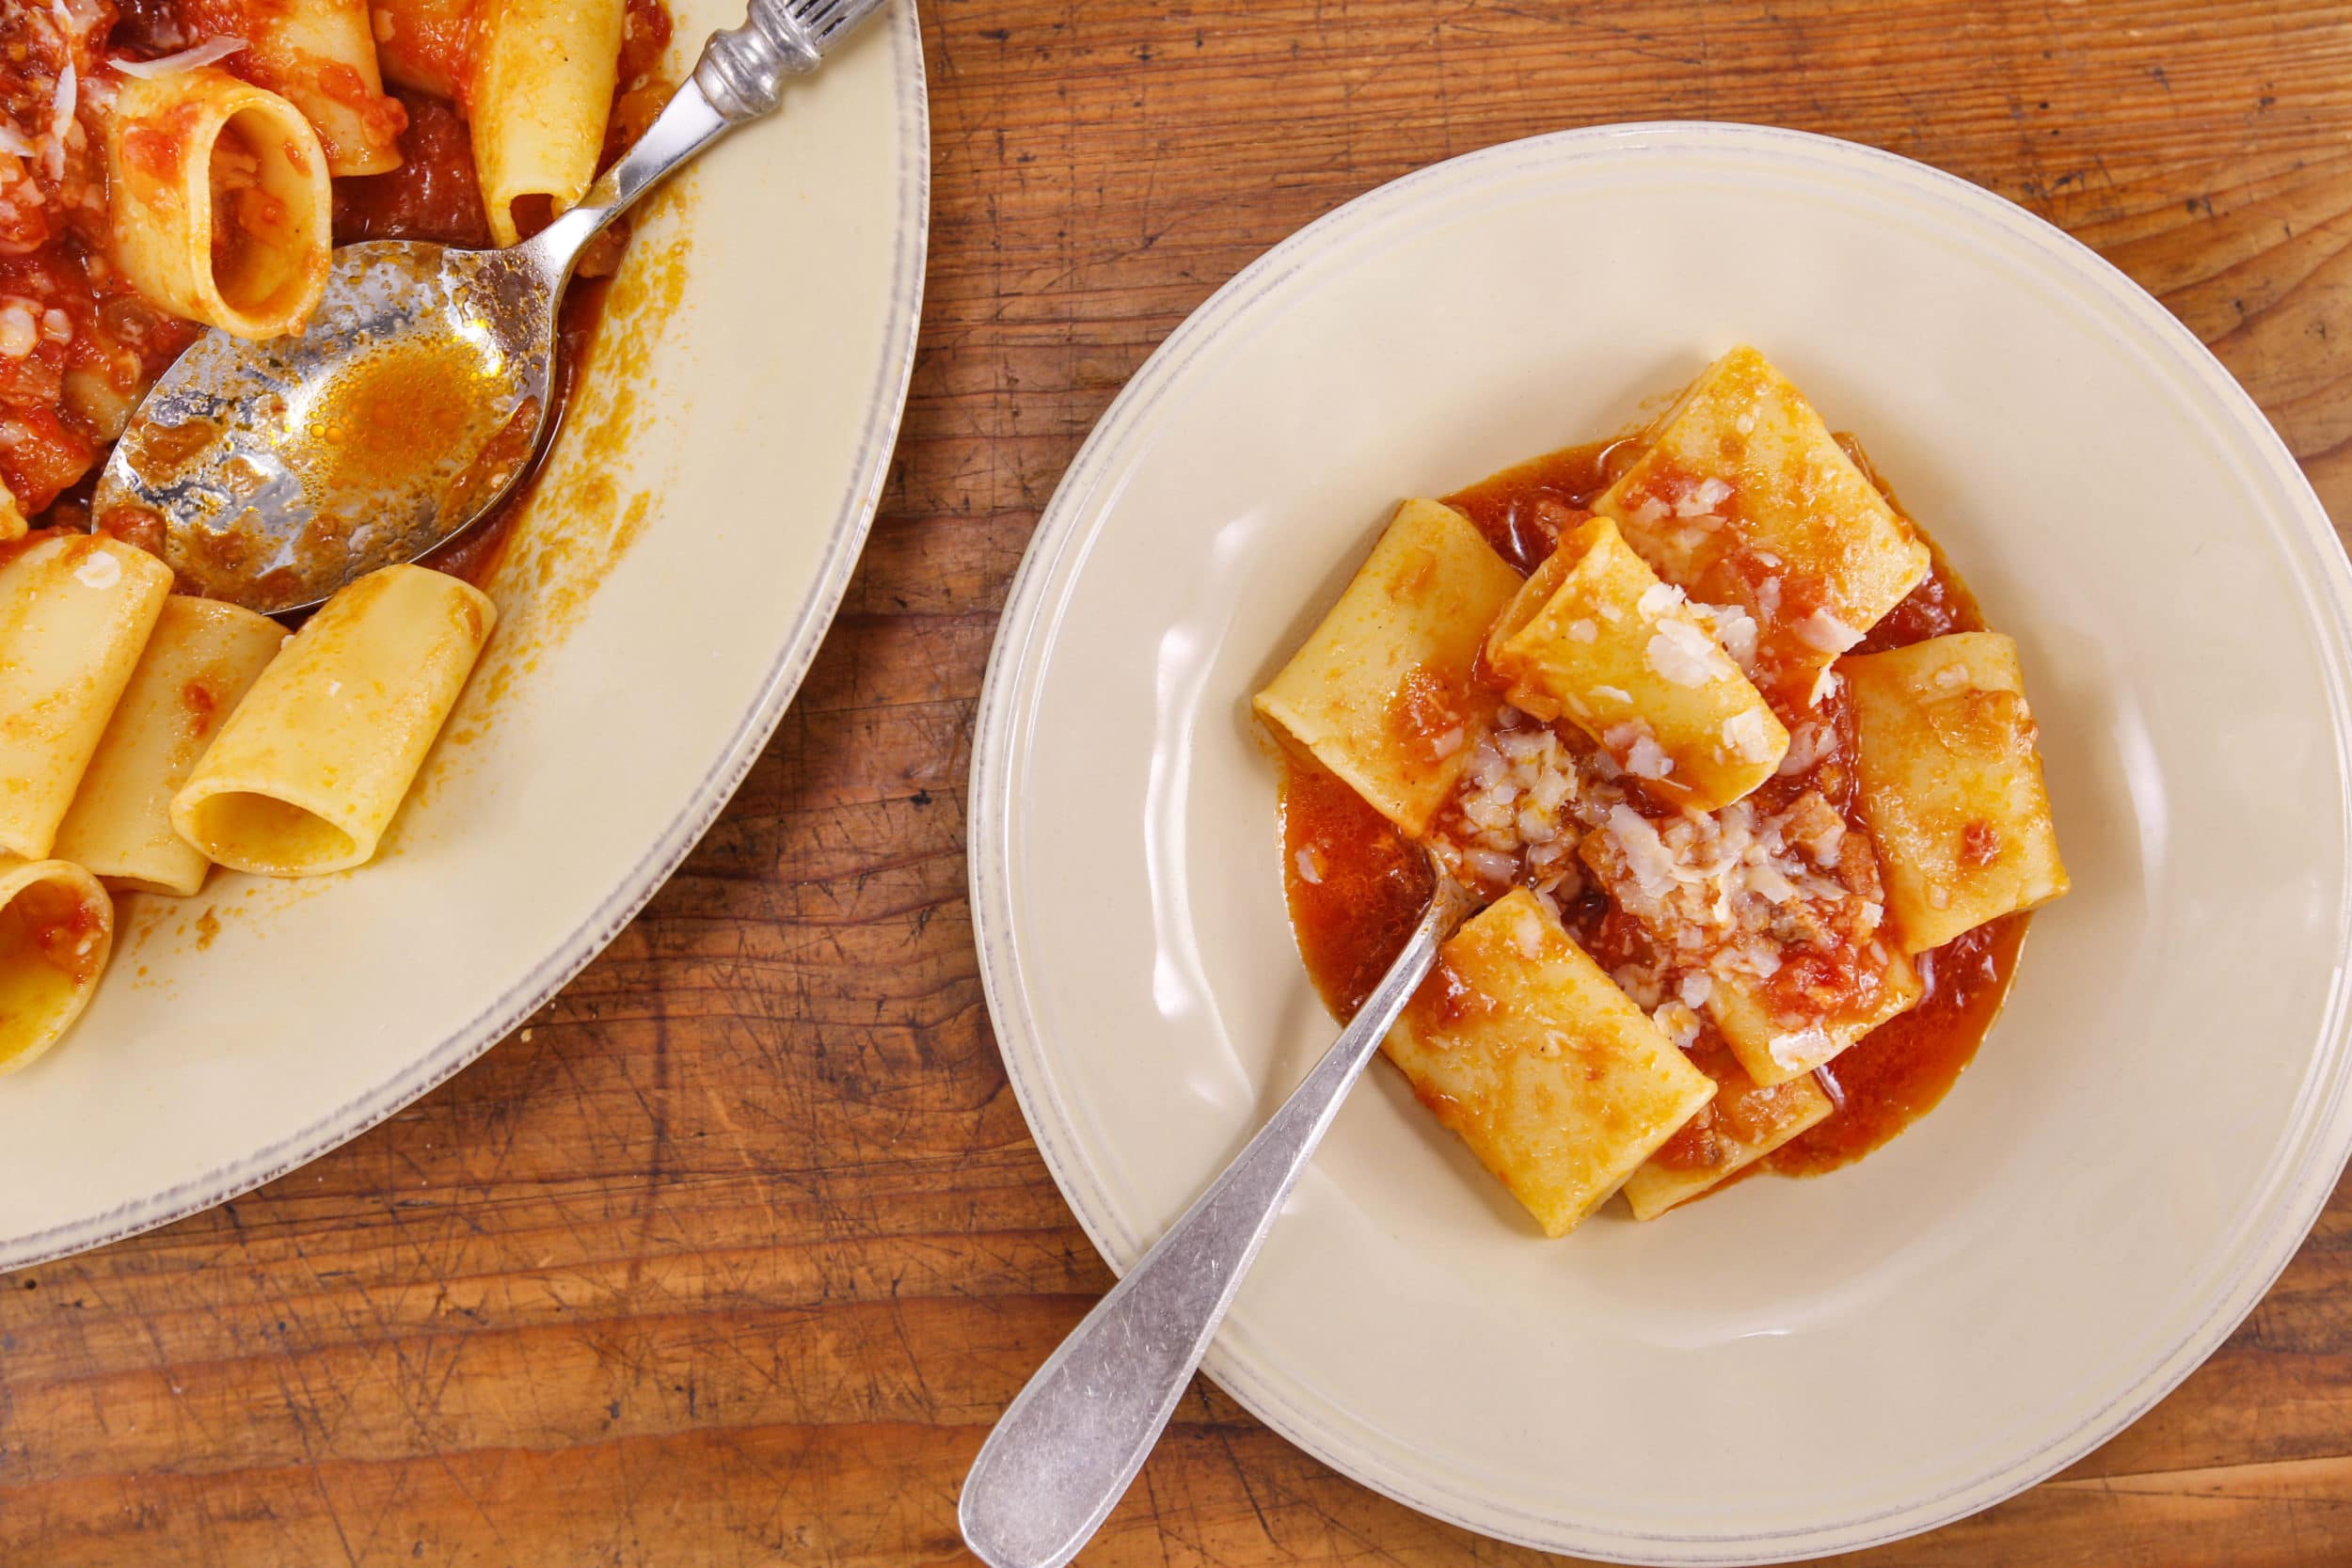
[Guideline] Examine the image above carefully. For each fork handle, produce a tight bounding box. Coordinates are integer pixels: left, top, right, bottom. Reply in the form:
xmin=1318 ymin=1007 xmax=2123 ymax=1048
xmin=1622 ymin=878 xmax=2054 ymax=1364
xmin=956 ymin=888 xmax=1462 ymax=1568
xmin=695 ymin=0 xmax=827 ymax=120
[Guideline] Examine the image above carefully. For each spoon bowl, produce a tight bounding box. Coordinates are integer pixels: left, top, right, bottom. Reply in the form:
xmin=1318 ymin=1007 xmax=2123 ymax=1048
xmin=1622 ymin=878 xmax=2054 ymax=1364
xmin=97 ymin=241 xmax=562 ymax=615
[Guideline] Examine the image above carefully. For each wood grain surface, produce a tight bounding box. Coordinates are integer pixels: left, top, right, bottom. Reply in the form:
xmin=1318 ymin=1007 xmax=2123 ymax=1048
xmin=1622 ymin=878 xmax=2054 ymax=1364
xmin=8 ymin=1 xmax=2352 ymax=1562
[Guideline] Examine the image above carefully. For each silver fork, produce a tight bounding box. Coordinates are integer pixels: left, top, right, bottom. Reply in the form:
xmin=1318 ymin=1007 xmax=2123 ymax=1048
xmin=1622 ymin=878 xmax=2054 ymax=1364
xmin=960 ymin=863 xmax=1477 ymax=1568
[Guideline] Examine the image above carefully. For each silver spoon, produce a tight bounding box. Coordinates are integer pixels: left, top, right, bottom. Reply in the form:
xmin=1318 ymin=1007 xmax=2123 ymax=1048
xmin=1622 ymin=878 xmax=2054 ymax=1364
xmin=959 ymin=862 xmax=1477 ymax=1568
xmin=94 ymin=0 xmax=886 ymax=617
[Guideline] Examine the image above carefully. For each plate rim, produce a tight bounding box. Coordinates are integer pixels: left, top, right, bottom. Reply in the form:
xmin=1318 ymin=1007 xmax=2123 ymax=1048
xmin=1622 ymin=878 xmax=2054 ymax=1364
xmin=0 ymin=0 xmax=932 ymax=1273
xmin=967 ymin=119 xmax=2352 ymax=1562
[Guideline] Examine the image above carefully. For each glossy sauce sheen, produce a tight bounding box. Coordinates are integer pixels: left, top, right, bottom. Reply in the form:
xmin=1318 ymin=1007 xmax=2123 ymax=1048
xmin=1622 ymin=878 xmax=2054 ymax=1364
xmin=1277 ymin=436 xmax=2026 ymax=1178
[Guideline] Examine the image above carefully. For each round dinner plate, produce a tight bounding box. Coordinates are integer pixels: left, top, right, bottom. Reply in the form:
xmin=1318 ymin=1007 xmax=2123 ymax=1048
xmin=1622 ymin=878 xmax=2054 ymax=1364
xmin=0 ymin=2 xmax=927 ymax=1267
xmin=969 ymin=123 xmax=2352 ymax=1562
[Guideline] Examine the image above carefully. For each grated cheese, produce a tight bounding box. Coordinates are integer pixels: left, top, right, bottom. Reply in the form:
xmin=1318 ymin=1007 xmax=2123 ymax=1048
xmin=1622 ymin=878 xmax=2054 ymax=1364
xmin=1768 ymin=1025 xmax=1837 ymax=1073
xmin=1792 ymin=608 xmax=1863 ymax=655
xmin=1645 ymin=617 xmax=1722 ymax=688
xmin=109 ymin=37 xmax=247 ymax=77
xmin=1720 ymin=707 xmax=1772 ymax=762
xmin=1693 ymin=599 xmax=1758 ymax=673
xmin=1673 ymin=476 xmax=1733 ymax=517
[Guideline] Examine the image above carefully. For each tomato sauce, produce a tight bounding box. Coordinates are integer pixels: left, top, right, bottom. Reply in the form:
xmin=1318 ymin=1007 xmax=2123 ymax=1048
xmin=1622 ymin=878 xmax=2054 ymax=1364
xmin=1279 ymin=751 xmax=1435 ymax=1020
xmin=1771 ymin=913 xmax=2026 ymax=1174
xmin=1440 ymin=437 xmax=1642 ymax=575
xmin=334 ymin=91 xmax=494 ymax=250
xmin=417 ymin=279 xmax=606 ymax=587
xmin=1279 ymin=432 xmax=2027 ymax=1179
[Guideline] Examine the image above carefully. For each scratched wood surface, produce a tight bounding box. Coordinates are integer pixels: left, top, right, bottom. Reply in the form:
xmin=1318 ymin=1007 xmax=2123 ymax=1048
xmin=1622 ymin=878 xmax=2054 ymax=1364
xmin=8 ymin=1 xmax=2352 ymax=1563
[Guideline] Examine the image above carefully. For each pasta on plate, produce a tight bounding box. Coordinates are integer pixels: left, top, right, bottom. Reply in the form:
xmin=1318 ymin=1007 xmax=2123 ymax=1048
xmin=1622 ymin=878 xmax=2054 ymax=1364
xmin=1258 ymin=347 xmax=2070 ymax=1234
xmin=0 ymin=0 xmax=671 ymax=1075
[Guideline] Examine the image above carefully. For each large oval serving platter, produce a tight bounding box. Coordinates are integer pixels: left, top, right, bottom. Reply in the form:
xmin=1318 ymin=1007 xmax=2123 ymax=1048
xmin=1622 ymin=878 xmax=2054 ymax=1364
xmin=0 ymin=0 xmax=928 ymax=1268
xmin=968 ymin=122 xmax=2352 ymax=1562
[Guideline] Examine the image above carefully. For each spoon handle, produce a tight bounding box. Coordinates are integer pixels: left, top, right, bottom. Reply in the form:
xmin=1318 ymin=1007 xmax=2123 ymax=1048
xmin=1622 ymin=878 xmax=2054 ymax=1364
xmin=957 ymin=880 xmax=1468 ymax=1568
xmin=524 ymin=0 xmax=884 ymax=272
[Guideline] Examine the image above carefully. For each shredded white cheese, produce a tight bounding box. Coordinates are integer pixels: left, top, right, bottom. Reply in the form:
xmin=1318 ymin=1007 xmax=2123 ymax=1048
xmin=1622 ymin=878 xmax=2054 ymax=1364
xmin=1511 ymin=903 xmax=1547 ymax=959
xmin=1792 ymin=608 xmax=1863 ymax=655
xmin=1653 ymin=1001 xmax=1703 ymax=1049
xmin=1605 ymin=804 xmax=1677 ymax=898
xmin=109 ymin=37 xmax=247 ymax=77
xmin=1636 ymin=581 xmax=1685 ymax=619
xmin=1645 ymin=618 xmax=1722 ymax=688
xmin=1621 ymin=732 xmax=1675 ymax=780
xmin=1694 ymin=600 xmax=1759 ymax=673
xmin=43 ymin=61 xmax=73 ymax=182
xmin=1769 ymin=1024 xmax=1838 ymax=1073
xmin=1673 ymin=477 xmax=1733 ymax=517
xmin=1721 ymin=707 xmax=1773 ymax=762
xmin=0 ymin=304 xmax=36 ymax=359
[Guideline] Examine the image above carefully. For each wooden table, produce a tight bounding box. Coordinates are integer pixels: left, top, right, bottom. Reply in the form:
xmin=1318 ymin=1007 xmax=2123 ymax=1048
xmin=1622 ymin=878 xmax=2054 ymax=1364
xmin=8 ymin=2 xmax=2352 ymax=1562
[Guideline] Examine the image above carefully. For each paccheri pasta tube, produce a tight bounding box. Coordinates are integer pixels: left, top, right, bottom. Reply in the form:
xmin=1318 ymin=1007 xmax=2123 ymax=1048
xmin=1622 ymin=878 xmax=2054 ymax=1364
xmin=369 ymin=0 xmax=476 ymax=98
xmin=1842 ymin=632 xmax=2070 ymax=953
xmin=1486 ymin=516 xmax=1787 ymax=811
xmin=103 ymin=68 xmax=333 ymax=340
xmin=1594 ymin=346 xmax=1931 ymax=709
xmin=1621 ymin=1043 xmax=1835 ymax=1220
xmin=469 ymin=0 xmax=627 ymax=246
xmin=227 ymin=0 xmax=409 ymax=175
xmin=0 ymin=532 xmax=174 ymax=861
xmin=172 ymin=564 xmax=496 ymax=876
xmin=1255 ymin=499 xmax=1522 ymax=837
xmin=1383 ymin=888 xmax=1716 ymax=1237
xmin=0 ymin=857 xmax=114 ymax=1077
xmin=53 ymin=596 xmax=289 ymax=896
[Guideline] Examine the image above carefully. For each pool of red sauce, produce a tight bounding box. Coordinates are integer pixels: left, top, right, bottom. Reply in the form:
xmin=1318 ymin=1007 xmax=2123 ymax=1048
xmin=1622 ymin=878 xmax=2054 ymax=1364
xmin=1277 ymin=435 xmax=2029 ymax=1180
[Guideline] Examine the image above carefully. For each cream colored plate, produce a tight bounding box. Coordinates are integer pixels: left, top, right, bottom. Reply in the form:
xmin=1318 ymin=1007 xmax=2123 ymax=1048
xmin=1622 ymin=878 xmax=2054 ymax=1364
xmin=0 ymin=1 xmax=927 ymax=1266
xmin=969 ymin=123 xmax=2352 ymax=1563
